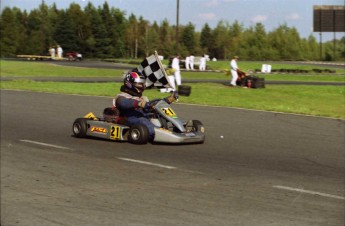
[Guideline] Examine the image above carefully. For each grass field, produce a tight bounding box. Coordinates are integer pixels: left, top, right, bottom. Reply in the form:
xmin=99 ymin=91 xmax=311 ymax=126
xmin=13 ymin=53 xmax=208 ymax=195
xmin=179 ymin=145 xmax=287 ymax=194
xmin=1 ymin=60 xmax=345 ymax=82
xmin=1 ymin=60 xmax=344 ymax=119
xmin=110 ymin=58 xmax=345 ymax=73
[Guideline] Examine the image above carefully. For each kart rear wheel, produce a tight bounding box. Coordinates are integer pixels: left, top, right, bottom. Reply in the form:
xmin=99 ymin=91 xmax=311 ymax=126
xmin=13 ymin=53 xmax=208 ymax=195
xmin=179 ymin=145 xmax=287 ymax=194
xmin=128 ymin=125 xmax=149 ymax=144
xmin=73 ymin=118 xmax=88 ymax=138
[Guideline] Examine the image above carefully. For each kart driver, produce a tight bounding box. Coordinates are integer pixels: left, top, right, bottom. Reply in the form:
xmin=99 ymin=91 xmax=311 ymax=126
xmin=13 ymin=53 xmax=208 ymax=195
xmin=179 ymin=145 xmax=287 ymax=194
xmin=113 ymin=69 xmax=178 ymax=142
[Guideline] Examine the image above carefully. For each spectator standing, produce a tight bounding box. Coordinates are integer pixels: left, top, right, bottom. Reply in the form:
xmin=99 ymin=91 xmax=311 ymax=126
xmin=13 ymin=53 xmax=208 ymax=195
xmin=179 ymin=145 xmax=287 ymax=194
xmin=230 ymin=56 xmax=240 ymax=86
xmin=49 ymin=46 xmax=55 ymax=58
xmin=185 ymin=56 xmax=190 ymax=70
xmin=172 ymin=55 xmax=182 ymax=87
xmin=199 ymin=56 xmax=206 ymax=71
xmin=189 ymin=55 xmax=195 ymax=70
xmin=57 ymin=45 xmax=63 ymax=58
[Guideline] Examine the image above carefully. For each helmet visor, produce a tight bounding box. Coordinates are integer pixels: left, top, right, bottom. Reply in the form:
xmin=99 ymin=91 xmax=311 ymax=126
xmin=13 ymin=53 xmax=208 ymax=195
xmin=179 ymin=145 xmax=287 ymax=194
xmin=133 ymin=77 xmax=146 ymax=84
xmin=134 ymin=82 xmax=145 ymax=92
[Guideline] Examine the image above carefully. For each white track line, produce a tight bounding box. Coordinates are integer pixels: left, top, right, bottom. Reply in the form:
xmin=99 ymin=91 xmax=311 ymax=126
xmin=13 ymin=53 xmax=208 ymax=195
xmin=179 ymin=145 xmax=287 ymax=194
xmin=273 ymin=185 xmax=345 ymax=200
xmin=117 ymin=157 xmax=176 ymax=169
xmin=20 ymin=140 xmax=71 ymax=150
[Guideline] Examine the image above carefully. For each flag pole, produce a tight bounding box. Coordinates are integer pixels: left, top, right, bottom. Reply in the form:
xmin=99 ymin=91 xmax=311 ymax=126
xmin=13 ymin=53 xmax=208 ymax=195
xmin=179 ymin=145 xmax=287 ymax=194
xmin=154 ymin=51 xmax=173 ymax=88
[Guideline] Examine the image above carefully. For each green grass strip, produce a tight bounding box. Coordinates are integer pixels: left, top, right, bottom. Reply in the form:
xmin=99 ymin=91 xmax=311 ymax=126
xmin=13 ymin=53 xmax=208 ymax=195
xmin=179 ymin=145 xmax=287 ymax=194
xmin=1 ymin=60 xmax=344 ymax=82
xmin=2 ymin=80 xmax=344 ymax=119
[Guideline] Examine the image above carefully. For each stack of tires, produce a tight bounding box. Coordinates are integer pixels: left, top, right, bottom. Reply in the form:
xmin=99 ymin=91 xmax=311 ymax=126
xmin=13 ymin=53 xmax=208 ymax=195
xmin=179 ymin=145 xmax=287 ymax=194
xmin=252 ymin=77 xmax=265 ymax=88
xmin=246 ymin=76 xmax=265 ymax=88
xmin=178 ymin=85 xmax=191 ymax=96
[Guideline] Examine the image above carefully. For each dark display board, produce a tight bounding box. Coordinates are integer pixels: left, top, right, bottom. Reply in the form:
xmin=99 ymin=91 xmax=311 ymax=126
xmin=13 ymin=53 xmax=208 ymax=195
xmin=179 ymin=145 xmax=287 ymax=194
xmin=313 ymin=5 xmax=345 ymax=32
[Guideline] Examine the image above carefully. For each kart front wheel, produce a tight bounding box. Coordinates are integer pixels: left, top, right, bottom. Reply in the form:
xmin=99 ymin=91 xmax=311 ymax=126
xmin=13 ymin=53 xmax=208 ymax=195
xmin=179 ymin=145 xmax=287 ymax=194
xmin=128 ymin=125 xmax=149 ymax=144
xmin=73 ymin=118 xmax=88 ymax=138
xmin=192 ymin=120 xmax=204 ymax=132
xmin=193 ymin=120 xmax=205 ymax=143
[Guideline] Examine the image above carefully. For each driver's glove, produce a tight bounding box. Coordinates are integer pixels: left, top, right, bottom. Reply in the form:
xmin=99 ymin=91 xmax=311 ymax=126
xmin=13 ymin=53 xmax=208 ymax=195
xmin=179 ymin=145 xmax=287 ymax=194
xmin=165 ymin=91 xmax=179 ymax=104
xmin=138 ymin=99 xmax=150 ymax=109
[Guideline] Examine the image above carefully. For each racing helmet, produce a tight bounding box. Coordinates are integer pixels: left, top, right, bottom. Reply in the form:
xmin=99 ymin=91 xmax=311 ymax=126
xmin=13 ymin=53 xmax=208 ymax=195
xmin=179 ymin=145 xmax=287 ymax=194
xmin=124 ymin=70 xmax=146 ymax=94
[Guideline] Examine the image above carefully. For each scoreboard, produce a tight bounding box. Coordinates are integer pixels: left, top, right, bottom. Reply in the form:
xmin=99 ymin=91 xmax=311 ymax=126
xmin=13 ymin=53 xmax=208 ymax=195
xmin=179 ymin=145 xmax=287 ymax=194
xmin=313 ymin=5 xmax=345 ymax=32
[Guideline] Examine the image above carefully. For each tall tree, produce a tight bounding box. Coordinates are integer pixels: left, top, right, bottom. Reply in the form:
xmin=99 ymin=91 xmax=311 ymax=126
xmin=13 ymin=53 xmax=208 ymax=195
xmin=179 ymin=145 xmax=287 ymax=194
xmin=137 ymin=16 xmax=150 ymax=57
xmin=13 ymin=8 xmax=29 ymax=55
xmin=181 ymin=22 xmax=196 ymax=55
xmin=54 ymin=10 xmax=79 ymax=53
xmin=67 ymin=3 xmax=88 ymax=53
xmin=158 ymin=19 xmax=175 ymax=57
xmin=212 ymin=20 xmax=232 ymax=59
xmin=240 ymin=23 xmax=269 ymax=60
xmin=200 ymin=23 xmax=213 ymax=55
xmin=111 ymin=7 xmax=126 ymax=57
xmin=84 ymin=2 xmax=111 ymax=58
xmin=0 ymin=7 xmax=20 ymax=56
xmin=268 ymin=24 xmax=303 ymax=60
xmin=100 ymin=2 xmax=116 ymax=56
xmin=299 ymin=35 xmax=318 ymax=60
xmin=146 ymin=21 xmax=160 ymax=56
xmin=126 ymin=13 xmax=138 ymax=58
xmin=339 ymin=37 xmax=345 ymax=59
xmin=25 ymin=9 xmax=46 ymax=54
xmin=227 ymin=20 xmax=243 ymax=58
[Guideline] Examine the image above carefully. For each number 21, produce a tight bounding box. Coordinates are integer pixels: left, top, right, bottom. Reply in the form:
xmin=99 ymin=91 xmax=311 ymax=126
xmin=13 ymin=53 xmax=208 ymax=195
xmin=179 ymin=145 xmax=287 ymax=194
xmin=110 ymin=126 xmax=120 ymax=140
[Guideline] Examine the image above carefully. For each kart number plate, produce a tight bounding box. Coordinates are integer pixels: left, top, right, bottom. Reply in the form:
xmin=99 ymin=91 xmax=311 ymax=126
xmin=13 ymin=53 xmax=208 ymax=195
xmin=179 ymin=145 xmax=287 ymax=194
xmin=110 ymin=126 xmax=121 ymax=140
xmin=161 ymin=107 xmax=177 ymax=117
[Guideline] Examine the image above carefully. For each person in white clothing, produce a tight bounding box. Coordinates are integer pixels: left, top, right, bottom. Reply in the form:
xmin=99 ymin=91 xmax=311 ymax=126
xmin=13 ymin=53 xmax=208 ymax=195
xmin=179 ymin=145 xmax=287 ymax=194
xmin=189 ymin=55 xmax=195 ymax=70
xmin=230 ymin=56 xmax=240 ymax=86
xmin=49 ymin=46 xmax=55 ymax=58
xmin=57 ymin=45 xmax=63 ymax=58
xmin=185 ymin=56 xmax=190 ymax=70
xmin=199 ymin=56 xmax=206 ymax=71
xmin=172 ymin=55 xmax=181 ymax=87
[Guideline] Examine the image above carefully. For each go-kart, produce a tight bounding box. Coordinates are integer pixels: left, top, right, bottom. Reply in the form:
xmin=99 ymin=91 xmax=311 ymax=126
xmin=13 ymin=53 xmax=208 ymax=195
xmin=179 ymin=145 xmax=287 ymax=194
xmin=72 ymin=99 xmax=205 ymax=144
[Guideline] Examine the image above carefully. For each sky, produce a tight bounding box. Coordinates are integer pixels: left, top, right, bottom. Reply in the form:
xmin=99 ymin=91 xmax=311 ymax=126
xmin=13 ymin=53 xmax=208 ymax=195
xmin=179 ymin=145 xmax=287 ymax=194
xmin=1 ymin=0 xmax=344 ymax=42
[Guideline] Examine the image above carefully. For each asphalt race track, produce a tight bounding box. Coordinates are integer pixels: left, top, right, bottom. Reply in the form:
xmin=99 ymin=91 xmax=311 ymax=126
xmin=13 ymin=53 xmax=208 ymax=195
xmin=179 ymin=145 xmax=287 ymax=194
xmin=1 ymin=90 xmax=344 ymax=226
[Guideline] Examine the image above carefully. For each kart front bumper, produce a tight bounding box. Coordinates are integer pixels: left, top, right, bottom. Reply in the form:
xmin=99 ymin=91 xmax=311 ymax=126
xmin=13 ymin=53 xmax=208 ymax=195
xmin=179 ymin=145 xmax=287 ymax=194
xmin=153 ymin=128 xmax=205 ymax=144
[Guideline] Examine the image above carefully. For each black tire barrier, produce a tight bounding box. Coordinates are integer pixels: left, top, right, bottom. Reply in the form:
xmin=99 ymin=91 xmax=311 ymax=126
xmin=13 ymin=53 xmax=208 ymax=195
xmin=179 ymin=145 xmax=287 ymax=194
xmin=178 ymin=85 xmax=191 ymax=96
xmin=245 ymin=76 xmax=265 ymax=88
xmin=256 ymin=68 xmax=336 ymax=74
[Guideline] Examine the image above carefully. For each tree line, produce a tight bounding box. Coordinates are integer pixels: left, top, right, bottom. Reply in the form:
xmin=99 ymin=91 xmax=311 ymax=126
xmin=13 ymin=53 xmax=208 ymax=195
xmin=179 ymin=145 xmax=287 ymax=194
xmin=1 ymin=1 xmax=344 ymax=61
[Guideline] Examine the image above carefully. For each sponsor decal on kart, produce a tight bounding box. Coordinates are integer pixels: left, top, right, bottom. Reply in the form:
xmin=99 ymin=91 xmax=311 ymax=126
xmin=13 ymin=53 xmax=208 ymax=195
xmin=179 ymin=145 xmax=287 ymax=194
xmin=161 ymin=107 xmax=177 ymax=118
xmin=91 ymin=127 xmax=107 ymax=133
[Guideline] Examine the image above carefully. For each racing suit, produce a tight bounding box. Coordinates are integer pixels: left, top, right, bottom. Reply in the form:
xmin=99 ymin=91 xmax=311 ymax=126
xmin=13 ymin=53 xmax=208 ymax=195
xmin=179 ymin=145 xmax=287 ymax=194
xmin=114 ymin=86 xmax=177 ymax=142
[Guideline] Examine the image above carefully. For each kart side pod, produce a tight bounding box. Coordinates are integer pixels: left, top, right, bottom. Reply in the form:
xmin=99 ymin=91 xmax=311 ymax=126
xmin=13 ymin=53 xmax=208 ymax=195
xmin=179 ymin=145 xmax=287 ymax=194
xmin=72 ymin=118 xmax=130 ymax=141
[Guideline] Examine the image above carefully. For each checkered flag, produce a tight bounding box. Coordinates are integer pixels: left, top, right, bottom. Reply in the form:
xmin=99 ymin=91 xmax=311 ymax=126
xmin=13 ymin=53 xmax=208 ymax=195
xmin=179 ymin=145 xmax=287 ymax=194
xmin=137 ymin=51 xmax=173 ymax=88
